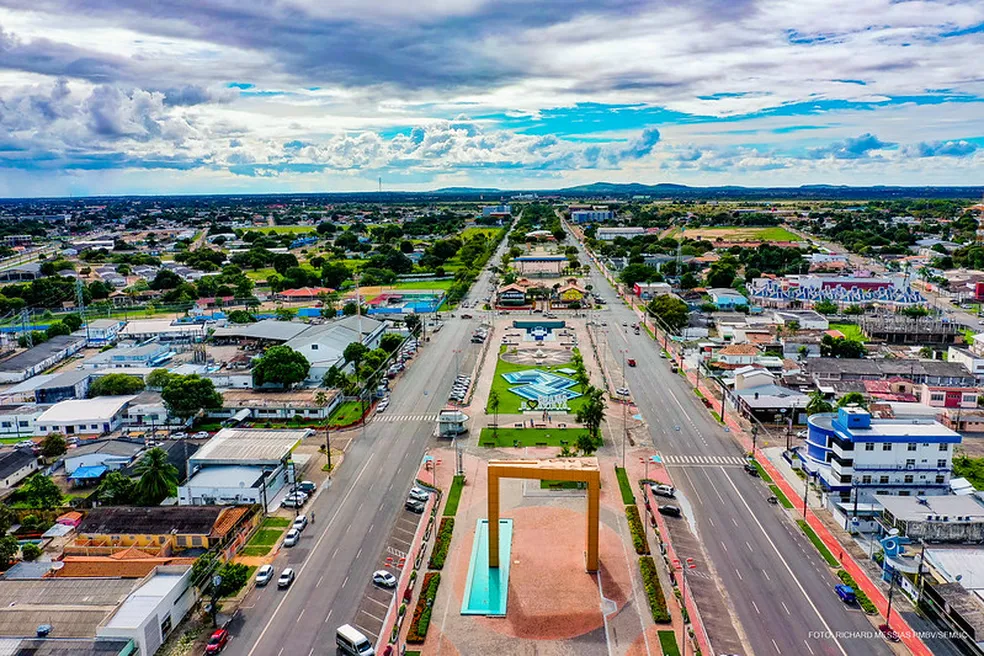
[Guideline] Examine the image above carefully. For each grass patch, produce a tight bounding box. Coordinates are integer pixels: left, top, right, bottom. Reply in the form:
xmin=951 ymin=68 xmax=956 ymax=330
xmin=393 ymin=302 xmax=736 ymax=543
xmin=626 ymin=505 xmax=649 ymax=554
xmin=676 ymin=225 xmax=801 ymax=242
xmin=444 ymin=475 xmax=465 ymax=517
xmin=485 ymin=346 xmax=585 ymax=414
xmin=829 ymin=323 xmax=867 ymax=343
xmin=407 ymin=572 xmax=441 ymax=643
xmin=261 ymin=517 xmax=291 ymax=529
xmin=461 ymin=227 xmax=501 ymax=239
xmin=639 ymin=556 xmax=671 ymax=622
xmin=240 ymin=546 xmax=272 ymax=557
xmin=328 ymin=400 xmax=365 ymax=427
xmin=658 ymin=631 xmax=681 ymax=656
xmin=244 ymin=267 xmax=275 ymax=281
xmin=478 ymin=426 xmax=589 ymax=448
xmin=837 ymin=570 xmax=878 ymax=614
xmin=953 ymin=455 xmax=984 ymax=491
xmin=386 ymin=279 xmax=455 ymax=291
xmin=540 ymin=480 xmax=584 ymax=489
xmin=769 ymin=484 xmax=794 ymax=508
xmin=750 ymin=459 xmax=772 ymax=482
xmin=428 ymin=518 xmax=454 ymax=570
xmin=797 ymin=520 xmax=840 ymax=568
xmin=247 ymin=529 xmax=283 ymax=547
xmin=615 ymin=466 xmax=635 ymax=504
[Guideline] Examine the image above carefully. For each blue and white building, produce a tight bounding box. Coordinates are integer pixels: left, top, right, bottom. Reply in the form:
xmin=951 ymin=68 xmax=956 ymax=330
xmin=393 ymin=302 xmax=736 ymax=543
xmin=571 ymin=209 xmax=614 ymax=223
xmin=803 ymin=407 xmax=961 ymax=506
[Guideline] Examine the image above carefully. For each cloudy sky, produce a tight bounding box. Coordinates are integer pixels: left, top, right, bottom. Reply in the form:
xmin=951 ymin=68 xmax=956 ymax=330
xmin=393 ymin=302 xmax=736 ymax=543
xmin=1 ymin=0 xmax=982 ymax=196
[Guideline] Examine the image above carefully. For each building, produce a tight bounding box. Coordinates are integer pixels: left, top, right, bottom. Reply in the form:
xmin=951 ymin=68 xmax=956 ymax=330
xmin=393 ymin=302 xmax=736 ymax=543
xmin=211 ymin=319 xmax=310 ymax=344
xmin=120 ymin=319 xmax=206 ymax=343
xmin=513 ymin=255 xmax=567 ymax=277
xmin=283 ymin=315 xmax=385 ymax=382
xmin=714 ymin=344 xmax=760 ymax=368
xmin=556 ymin=283 xmax=587 ymax=305
xmin=0 ymin=335 xmax=87 ymax=383
xmin=81 ymin=343 xmax=173 ymax=370
xmin=276 ymin=286 xmax=334 ymax=302
xmin=733 ymin=365 xmax=777 ymax=390
xmin=571 ymin=209 xmax=613 ymax=223
xmin=707 ymin=288 xmax=749 ymax=310
xmin=496 ymin=283 xmax=528 ymax=307
xmin=633 ymin=282 xmax=672 ymax=300
xmin=96 ymin=567 xmax=195 ymax=656
xmin=84 ymin=319 xmax=124 ymax=346
xmin=595 ymin=226 xmax=644 ymax=241
xmin=178 ymin=428 xmax=309 ymax=506
xmin=208 ymin=389 xmax=340 ymax=423
xmin=804 ymin=407 xmax=962 ymax=505
xmin=734 ymin=384 xmax=808 ymax=425
xmin=75 ymin=505 xmax=250 ymax=552
xmin=64 ymin=439 xmax=145 ymax=476
xmin=482 ymin=204 xmax=512 ymax=217
xmin=37 ymin=396 xmax=136 ymax=437
xmin=0 ymin=447 xmax=40 ymax=489
xmin=806 ymin=358 xmax=976 ymax=387
xmin=877 ymin=494 xmax=984 ymax=542
xmin=34 ymin=370 xmax=92 ymax=404
xmin=0 ymin=578 xmax=136 ymax=641
xmin=773 ymin=310 xmax=830 ymax=331
xmin=0 ymin=405 xmax=42 ymax=437
xmin=920 ymin=385 xmax=980 ymax=409
xmin=947 ymin=346 xmax=984 ymax=384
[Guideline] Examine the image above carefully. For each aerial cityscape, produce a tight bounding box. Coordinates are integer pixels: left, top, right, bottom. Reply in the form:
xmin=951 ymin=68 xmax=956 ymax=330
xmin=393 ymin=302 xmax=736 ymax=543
xmin=1 ymin=2 xmax=984 ymax=656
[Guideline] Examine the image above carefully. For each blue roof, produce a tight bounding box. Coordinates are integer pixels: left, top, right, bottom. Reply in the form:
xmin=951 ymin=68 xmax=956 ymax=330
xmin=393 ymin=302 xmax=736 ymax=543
xmin=69 ymin=465 xmax=109 ymax=480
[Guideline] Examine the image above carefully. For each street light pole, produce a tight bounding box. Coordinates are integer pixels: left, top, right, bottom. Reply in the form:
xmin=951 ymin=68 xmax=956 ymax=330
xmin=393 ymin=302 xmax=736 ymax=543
xmin=886 ymin=569 xmax=898 ymax=626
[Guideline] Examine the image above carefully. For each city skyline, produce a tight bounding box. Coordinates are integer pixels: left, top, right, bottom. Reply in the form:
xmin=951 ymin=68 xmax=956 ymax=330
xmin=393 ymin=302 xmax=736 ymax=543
xmin=1 ymin=0 xmax=983 ymax=196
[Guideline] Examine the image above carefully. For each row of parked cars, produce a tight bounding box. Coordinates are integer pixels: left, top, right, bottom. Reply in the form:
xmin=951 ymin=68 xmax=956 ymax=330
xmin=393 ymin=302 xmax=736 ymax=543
xmin=404 ymin=485 xmax=430 ymax=513
xmin=449 ymin=374 xmax=471 ymax=403
xmin=470 ymin=327 xmax=488 ymax=343
xmin=280 ymin=480 xmax=316 ymax=509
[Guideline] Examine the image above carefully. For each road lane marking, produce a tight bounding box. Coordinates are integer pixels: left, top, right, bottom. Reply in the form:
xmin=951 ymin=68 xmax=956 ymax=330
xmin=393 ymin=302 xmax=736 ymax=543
xmin=297 ymin=609 xmax=305 ymax=622
xmin=772 ymin=638 xmax=781 ymax=653
xmin=752 ymin=600 xmax=760 ymax=614
xmin=317 ymin=576 xmax=324 ymax=588
xmin=681 ymin=469 xmax=703 ymax=505
xmin=342 ymin=575 xmax=349 ymax=589
xmin=246 ymin=453 xmax=376 ymax=656
xmin=721 ymin=541 xmax=728 ymax=552
xmin=720 ymin=470 xmax=850 ymax=656
xmin=731 ymin=518 xmax=738 ymax=527
xmin=803 ymin=639 xmax=815 ymax=655
xmin=324 ymin=609 xmax=333 ymax=625
xmin=701 ymin=469 xmax=726 ymax=504
xmin=782 ymin=601 xmax=790 ymax=615
xmin=746 ymin=541 xmax=753 ymax=552
xmin=331 ymin=547 xmax=339 ymax=559
xmin=356 ymin=547 xmax=363 ymax=560
xmin=735 ymin=569 xmax=743 ymax=580
xmin=763 ymin=570 xmax=771 ymax=582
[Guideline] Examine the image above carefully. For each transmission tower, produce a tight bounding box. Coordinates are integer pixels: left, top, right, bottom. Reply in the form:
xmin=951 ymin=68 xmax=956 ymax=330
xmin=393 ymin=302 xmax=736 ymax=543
xmin=19 ymin=308 xmax=32 ymax=348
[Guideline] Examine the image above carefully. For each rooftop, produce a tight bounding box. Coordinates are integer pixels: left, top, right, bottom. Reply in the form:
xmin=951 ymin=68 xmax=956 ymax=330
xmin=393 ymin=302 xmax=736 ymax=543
xmin=38 ymin=397 xmax=135 ymax=424
xmin=65 ymin=440 xmax=144 ymax=460
xmin=212 ymin=319 xmax=309 ymax=342
xmin=0 ymin=448 xmax=37 ymax=481
xmin=190 ymin=428 xmax=309 ymax=465
xmin=184 ymin=465 xmax=265 ymax=489
xmin=102 ymin=569 xmax=190 ymax=631
xmin=37 ymin=369 xmax=91 ymax=389
xmin=77 ymin=506 xmax=226 ymax=537
xmin=0 ymin=335 xmax=86 ymax=373
xmin=0 ymin=578 xmax=136 ymax=639
xmin=121 ymin=320 xmax=206 ymax=337
xmin=877 ymin=494 xmax=984 ymax=523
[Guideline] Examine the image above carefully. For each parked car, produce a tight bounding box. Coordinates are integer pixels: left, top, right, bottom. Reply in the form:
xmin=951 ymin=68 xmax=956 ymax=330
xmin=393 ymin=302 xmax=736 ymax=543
xmin=377 ymin=400 xmax=389 ymax=413
xmin=192 ymin=431 xmax=210 ymax=439
xmin=743 ymin=462 xmax=760 ymax=477
xmin=652 ymin=484 xmax=675 ymax=498
xmin=615 ymin=387 xmax=630 ymax=397
xmin=293 ymin=515 xmax=308 ymax=532
xmin=285 ymin=491 xmax=309 ymax=503
xmin=170 ymin=432 xmax=188 ymax=440
xmin=14 ymin=440 xmax=34 ymax=449
xmin=204 ymin=628 xmax=230 ymax=654
xmin=408 ymin=486 xmax=430 ymax=502
xmin=278 ymin=568 xmax=295 ymax=588
xmin=461 ymin=313 xmax=473 ymax=319
xmin=658 ymin=505 xmax=682 ymax=517
xmin=297 ymin=480 xmax=317 ymax=494
xmin=283 ymin=529 xmax=301 ymax=547
xmin=405 ymin=499 xmax=425 ymax=513
xmin=835 ymin=584 xmax=856 ymax=604
xmin=372 ymin=570 xmax=397 ymax=588
xmin=281 ymin=497 xmax=305 ymax=509
xmin=627 ymin=358 xmax=636 ymax=367
xmin=255 ymin=564 xmax=275 ymax=586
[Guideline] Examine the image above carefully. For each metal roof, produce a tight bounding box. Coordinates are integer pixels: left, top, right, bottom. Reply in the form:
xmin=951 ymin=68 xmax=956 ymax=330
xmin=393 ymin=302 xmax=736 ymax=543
xmin=0 ymin=335 xmax=86 ymax=373
xmin=190 ymin=428 xmax=309 ymax=466
xmin=37 ymin=397 xmax=135 ymax=424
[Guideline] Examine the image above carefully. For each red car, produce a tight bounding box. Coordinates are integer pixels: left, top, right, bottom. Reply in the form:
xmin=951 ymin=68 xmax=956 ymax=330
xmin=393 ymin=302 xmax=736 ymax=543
xmin=627 ymin=358 xmax=637 ymax=367
xmin=205 ymin=629 xmax=229 ymax=654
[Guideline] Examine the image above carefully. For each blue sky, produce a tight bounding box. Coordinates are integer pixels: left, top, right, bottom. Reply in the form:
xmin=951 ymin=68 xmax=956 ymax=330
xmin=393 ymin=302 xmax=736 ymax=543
xmin=0 ymin=1 xmax=982 ymax=196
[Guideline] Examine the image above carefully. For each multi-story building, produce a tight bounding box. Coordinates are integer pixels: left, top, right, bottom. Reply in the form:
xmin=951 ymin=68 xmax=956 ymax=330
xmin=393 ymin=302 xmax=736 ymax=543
xmin=804 ymin=407 xmax=961 ymax=506
xmin=571 ymin=209 xmax=614 ymax=223
xmin=595 ymin=226 xmax=644 ymax=241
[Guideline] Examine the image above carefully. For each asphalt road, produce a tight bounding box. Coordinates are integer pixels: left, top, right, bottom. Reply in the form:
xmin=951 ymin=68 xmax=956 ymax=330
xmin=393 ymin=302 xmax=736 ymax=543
xmin=573 ymin=235 xmax=895 ymax=656
xmin=223 ymin=232 xmax=509 ymax=656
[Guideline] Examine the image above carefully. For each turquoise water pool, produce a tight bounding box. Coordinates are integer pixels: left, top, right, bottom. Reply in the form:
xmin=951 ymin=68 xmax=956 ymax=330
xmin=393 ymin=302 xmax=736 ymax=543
xmin=461 ymin=519 xmax=513 ymax=616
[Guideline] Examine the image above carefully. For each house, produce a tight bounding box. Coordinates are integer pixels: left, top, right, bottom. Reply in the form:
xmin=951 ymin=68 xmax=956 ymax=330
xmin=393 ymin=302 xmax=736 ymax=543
xmin=80 ymin=342 xmax=173 ymax=370
xmin=178 ymin=428 xmax=310 ymax=506
xmin=633 ymin=282 xmax=672 ymax=300
xmin=707 ymin=288 xmax=749 ymax=310
xmin=496 ymin=283 xmax=528 ymax=307
xmin=75 ymin=505 xmax=251 ymax=551
xmin=64 ymin=439 xmax=145 ymax=476
xmin=514 ymin=255 xmax=567 ymax=277
xmin=806 ymin=359 xmax=976 ymax=387
xmin=734 ymin=384 xmax=809 ymax=425
xmin=920 ymin=385 xmax=980 ymax=409
xmin=84 ymin=319 xmax=124 ymax=346
xmin=283 ymin=315 xmax=385 ymax=382
xmin=803 ymin=407 xmax=961 ymax=506
xmin=947 ymin=346 xmax=984 ymax=384
xmin=715 ymin=344 xmax=760 ymax=368
xmin=277 ymin=286 xmax=334 ymax=303
xmin=733 ymin=365 xmax=777 ymax=390
xmin=0 ymin=335 xmax=87 ymax=383
xmin=877 ymin=494 xmax=984 ymax=543
xmin=0 ymin=447 xmax=40 ymax=489
xmin=34 ymin=370 xmax=92 ymax=404
xmin=557 ymin=283 xmax=586 ymax=305
xmin=37 ymin=396 xmax=136 ymax=437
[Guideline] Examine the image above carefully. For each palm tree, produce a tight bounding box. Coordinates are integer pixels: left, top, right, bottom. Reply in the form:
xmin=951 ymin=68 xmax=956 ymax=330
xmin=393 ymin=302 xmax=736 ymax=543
xmin=806 ymin=390 xmax=833 ymax=416
xmin=575 ymin=386 xmax=607 ymax=441
xmin=134 ymin=447 xmax=179 ymax=505
xmin=488 ymin=389 xmax=501 ymax=440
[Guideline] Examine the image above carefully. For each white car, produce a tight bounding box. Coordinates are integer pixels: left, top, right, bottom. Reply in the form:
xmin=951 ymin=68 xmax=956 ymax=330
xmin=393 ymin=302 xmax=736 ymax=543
xmin=616 ymin=387 xmax=631 ymax=397
xmin=293 ymin=515 xmax=308 ymax=532
xmin=408 ymin=486 xmax=430 ymax=502
xmin=192 ymin=431 xmax=210 ymax=439
xmin=15 ymin=440 xmax=34 ymax=449
xmin=278 ymin=568 xmax=295 ymax=588
xmin=283 ymin=529 xmax=300 ymax=547
xmin=170 ymin=432 xmax=188 ymax=440
xmin=372 ymin=570 xmax=397 ymax=588
xmin=376 ymin=401 xmax=389 ymax=413
xmin=255 ymin=564 xmax=275 ymax=586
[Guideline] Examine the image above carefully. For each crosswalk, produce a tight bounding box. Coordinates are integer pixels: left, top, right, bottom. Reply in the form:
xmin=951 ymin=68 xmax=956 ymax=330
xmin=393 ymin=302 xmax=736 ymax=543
xmin=374 ymin=414 xmax=439 ymax=423
xmin=662 ymin=454 xmax=746 ymax=467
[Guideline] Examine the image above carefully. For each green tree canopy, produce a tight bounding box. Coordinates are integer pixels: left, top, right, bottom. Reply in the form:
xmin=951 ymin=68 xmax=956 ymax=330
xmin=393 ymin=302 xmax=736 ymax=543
xmin=837 ymin=391 xmax=869 ymax=409
xmin=89 ymin=373 xmax=146 ymax=397
xmin=161 ymin=374 xmax=223 ymax=419
xmin=96 ymin=471 xmax=139 ymax=505
xmin=806 ymin=390 xmax=834 ymax=416
xmin=228 ymin=309 xmax=256 ymax=324
xmin=40 ymin=432 xmax=67 ymax=459
xmin=252 ymin=345 xmax=311 ymax=388
xmin=647 ymin=295 xmax=690 ymax=332
xmin=134 ymin=447 xmax=179 ymax=505
xmin=146 ymin=368 xmax=173 ymax=390
xmin=575 ymin=386 xmax=607 ymax=441
xmin=22 ymin=474 xmax=63 ymax=509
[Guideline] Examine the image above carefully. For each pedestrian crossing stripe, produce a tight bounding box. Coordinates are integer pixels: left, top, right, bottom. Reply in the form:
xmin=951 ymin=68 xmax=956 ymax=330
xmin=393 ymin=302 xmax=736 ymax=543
xmin=374 ymin=414 xmax=439 ymax=422
xmin=661 ymin=454 xmax=746 ymax=466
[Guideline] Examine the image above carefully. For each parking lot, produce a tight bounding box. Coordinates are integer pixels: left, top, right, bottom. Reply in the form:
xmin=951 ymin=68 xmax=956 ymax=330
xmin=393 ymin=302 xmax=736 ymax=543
xmin=351 ymin=501 xmax=428 ymax=642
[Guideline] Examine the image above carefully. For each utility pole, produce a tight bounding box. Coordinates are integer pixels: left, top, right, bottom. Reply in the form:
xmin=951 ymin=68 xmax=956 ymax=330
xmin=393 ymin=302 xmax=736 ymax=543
xmin=75 ymin=278 xmax=89 ymax=345
xmin=802 ymin=471 xmax=810 ymax=516
xmin=886 ymin=569 xmax=898 ymax=626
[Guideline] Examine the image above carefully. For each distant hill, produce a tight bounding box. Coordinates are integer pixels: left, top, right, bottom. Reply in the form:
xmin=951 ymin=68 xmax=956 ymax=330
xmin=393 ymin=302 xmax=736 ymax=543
xmin=553 ymin=182 xmax=984 ymax=200
xmin=432 ymin=186 xmax=503 ymax=194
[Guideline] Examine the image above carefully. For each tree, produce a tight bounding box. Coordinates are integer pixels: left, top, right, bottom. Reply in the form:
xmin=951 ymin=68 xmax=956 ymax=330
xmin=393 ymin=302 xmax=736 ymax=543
xmin=380 ymin=333 xmax=404 ymax=353
xmin=488 ymin=389 xmax=500 ymax=438
xmin=806 ymin=390 xmax=833 ymax=416
xmin=228 ymin=309 xmax=255 ymax=324
xmin=679 ymin=272 xmax=699 ymax=289
xmin=146 ymin=368 xmax=174 ymax=390
xmin=273 ymin=253 xmax=299 ymax=275
xmin=343 ymin=342 xmax=369 ymax=369
xmin=150 ymin=269 xmax=182 ymax=290
xmin=89 ymin=373 xmax=145 ymax=397
xmin=96 ymin=471 xmax=139 ymax=505
xmin=619 ymin=264 xmax=661 ymax=288
xmin=705 ymin=263 xmax=736 ymax=288
xmin=837 ymin=391 xmax=869 ymax=409
xmin=647 ymin=295 xmax=689 ymax=332
xmin=62 ymin=314 xmax=83 ymax=331
xmin=275 ymin=307 xmax=296 ymax=321
xmin=820 ymin=334 xmax=866 ymax=359
xmin=0 ymin=536 xmax=19 ymax=566
xmin=404 ymin=314 xmax=421 ymax=335
xmin=161 ymin=374 xmax=224 ymax=420
xmin=133 ymin=447 xmax=179 ymax=505
xmin=814 ymin=299 xmax=839 ymax=315
xmin=576 ymin=432 xmax=600 ymax=456
xmin=22 ymin=474 xmax=63 ymax=509
xmin=252 ymin=345 xmax=311 ymax=388
xmin=0 ymin=504 xmax=14 ymax=536
xmin=40 ymin=432 xmax=67 ymax=459
xmin=45 ymin=321 xmax=71 ymax=339
xmin=844 ymin=304 xmax=865 ymax=316
xmin=575 ymin=386 xmax=607 ymax=441
xmin=20 ymin=542 xmax=41 ymax=561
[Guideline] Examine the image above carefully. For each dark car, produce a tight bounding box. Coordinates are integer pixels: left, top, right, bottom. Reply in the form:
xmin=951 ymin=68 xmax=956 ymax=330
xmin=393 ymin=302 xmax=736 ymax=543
xmin=658 ymin=505 xmax=682 ymax=517
xmin=835 ymin=584 xmax=856 ymax=604
xmin=405 ymin=499 xmax=425 ymax=513
xmin=204 ymin=629 xmax=229 ymax=654
xmin=878 ymin=624 xmax=900 ymax=642
xmin=743 ymin=462 xmax=759 ymax=477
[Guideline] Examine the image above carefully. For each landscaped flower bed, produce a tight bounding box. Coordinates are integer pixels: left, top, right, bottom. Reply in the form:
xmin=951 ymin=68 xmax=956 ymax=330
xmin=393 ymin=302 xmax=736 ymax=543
xmin=406 ymin=572 xmax=441 ymax=644
xmin=626 ymin=505 xmax=650 ymax=555
xmin=639 ymin=556 xmax=671 ymax=622
xmin=428 ymin=518 xmax=454 ymax=570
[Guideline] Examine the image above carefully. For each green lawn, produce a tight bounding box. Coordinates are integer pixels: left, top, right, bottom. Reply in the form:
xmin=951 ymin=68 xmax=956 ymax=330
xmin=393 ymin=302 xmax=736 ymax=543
xmin=796 ymin=520 xmax=840 ymax=568
xmin=243 ymin=226 xmax=318 ymax=234
xmin=615 ymin=466 xmax=635 ymax=504
xmin=328 ymin=400 xmax=365 ymax=427
xmin=540 ymin=480 xmax=584 ymax=489
xmin=658 ymin=631 xmax=682 ymax=656
xmin=247 ymin=529 xmax=283 ymax=547
xmin=829 ymin=323 xmax=867 ymax=342
xmin=750 ymin=459 xmax=773 ymax=483
xmin=769 ymin=484 xmax=794 ymax=508
xmin=261 ymin=517 xmax=291 ymax=529
xmin=461 ymin=227 xmax=501 ymax=239
xmin=444 ymin=475 xmax=465 ymax=517
xmin=386 ymin=279 xmax=455 ymax=291
xmin=486 ymin=347 xmax=585 ymax=415
xmin=244 ymin=267 xmax=276 ymax=281
xmin=479 ymin=427 xmax=589 ymax=447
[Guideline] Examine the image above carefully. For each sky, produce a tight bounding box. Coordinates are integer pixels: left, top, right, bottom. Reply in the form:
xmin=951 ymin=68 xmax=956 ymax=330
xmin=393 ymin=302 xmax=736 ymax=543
xmin=0 ymin=0 xmax=983 ymax=196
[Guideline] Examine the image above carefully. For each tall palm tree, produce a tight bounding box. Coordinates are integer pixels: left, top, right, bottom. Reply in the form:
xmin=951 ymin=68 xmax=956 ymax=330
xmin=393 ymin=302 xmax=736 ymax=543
xmin=488 ymin=389 xmax=501 ymax=439
xmin=134 ymin=447 xmax=179 ymax=505
xmin=806 ymin=390 xmax=833 ymax=416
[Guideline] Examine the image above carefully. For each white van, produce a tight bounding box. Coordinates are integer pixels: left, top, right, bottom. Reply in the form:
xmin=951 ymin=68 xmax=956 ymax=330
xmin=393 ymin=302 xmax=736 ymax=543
xmin=336 ymin=624 xmax=374 ymax=656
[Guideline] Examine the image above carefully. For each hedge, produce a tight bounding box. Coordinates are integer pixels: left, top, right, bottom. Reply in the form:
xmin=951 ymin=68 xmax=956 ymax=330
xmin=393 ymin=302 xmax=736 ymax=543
xmin=428 ymin=518 xmax=454 ymax=570
xmin=444 ymin=475 xmax=465 ymax=517
xmin=639 ymin=556 xmax=671 ymax=622
xmin=626 ymin=505 xmax=649 ymax=555
xmin=406 ymin=572 xmax=441 ymax=643
xmin=615 ymin=466 xmax=635 ymax=504
xmin=837 ymin=570 xmax=877 ymax=614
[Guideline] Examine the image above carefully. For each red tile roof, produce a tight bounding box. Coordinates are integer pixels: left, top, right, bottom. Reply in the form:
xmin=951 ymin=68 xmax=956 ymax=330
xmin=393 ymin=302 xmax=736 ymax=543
xmin=279 ymin=287 xmax=334 ymax=297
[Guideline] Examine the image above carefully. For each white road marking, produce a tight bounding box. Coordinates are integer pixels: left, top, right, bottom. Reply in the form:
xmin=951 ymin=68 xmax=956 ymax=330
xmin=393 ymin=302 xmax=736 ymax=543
xmin=731 ymin=517 xmax=739 ymax=527
xmin=317 ymin=576 xmax=324 ymax=588
xmin=720 ymin=470 xmax=850 ymax=656
xmin=246 ymin=453 xmax=376 ymax=656
xmin=701 ymin=468 xmax=726 ymax=504
xmin=324 ymin=609 xmax=333 ymax=625
xmin=721 ymin=541 xmax=728 ymax=552
xmin=746 ymin=541 xmax=753 ymax=552
xmin=804 ymin=639 xmax=815 ymax=655
xmin=763 ymin=570 xmax=772 ymax=582
xmin=752 ymin=600 xmax=760 ymax=614
xmin=735 ymin=568 xmax=743 ymax=580
xmin=772 ymin=638 xmax=782 ymax=653
xmin=342 ymin=575 xmax=349 ymax=589
xmin=782 ymin=601 xmax=790 ymax=615
xmin=297 ymin=609 xmax=305 ymax=622
xmin=356 ymin=547 xmax=363 ymax=560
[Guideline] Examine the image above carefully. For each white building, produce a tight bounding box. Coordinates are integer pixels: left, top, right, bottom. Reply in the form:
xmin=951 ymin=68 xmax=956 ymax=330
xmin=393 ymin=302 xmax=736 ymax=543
xmin=0 ymin=406 xmax=41 ymax=437
xmin=284 ymin=315 xmax=386 ymax=382
xmin=84 ymin=319 xmax=124 ymax=346
xmin=97 ymin=566 xmax=195 ymax=656
xmin=571 ymin=209 xmax=614 ymax=223
xmin=36 ymin=396 xmax=136 ymax=436
xmin=64 ymin=439 xmax=145 ymax=474
xmin=773 ymin=310 xmax=830 ymax=331
xmin=121 ymin=319 xmax=207 ymax=343
xmin=595 ymin=226 xmax=645 ymax=241
xmin=0 ymin=335 xmax=86 ymax=383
